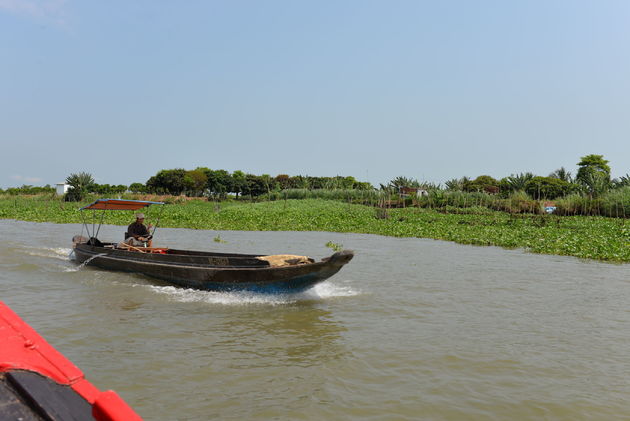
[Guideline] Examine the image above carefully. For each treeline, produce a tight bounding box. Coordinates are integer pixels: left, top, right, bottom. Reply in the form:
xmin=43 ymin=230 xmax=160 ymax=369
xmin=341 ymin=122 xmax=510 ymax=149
xmin=134 ymin=168 xmax=372 ymax=198
xmin=373 ymin=154 xmax=630 ymax=218
xmin=0 ymin=171 xmax=370 ymax=201
xmin=440 ymin=171 xmax=630 ymax=200
xmin=129 ymin=154 xmax=628 ymax=202
xmin=19 ymin=170 xmax=372 ymax=202
xmin=383 ymin=154 xmax=630 ymax=200
xmin=0 ymin=185 xmax=55 ymax=195
xmin=4 ymin=154 xmax=629 ymax=218
xmin=0 ymin=183 xmax=127 ymax=196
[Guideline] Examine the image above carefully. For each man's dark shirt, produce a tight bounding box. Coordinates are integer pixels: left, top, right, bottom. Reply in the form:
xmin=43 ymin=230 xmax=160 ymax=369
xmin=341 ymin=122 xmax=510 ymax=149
xmin=128 ymin=222 xmax=149 ymax=239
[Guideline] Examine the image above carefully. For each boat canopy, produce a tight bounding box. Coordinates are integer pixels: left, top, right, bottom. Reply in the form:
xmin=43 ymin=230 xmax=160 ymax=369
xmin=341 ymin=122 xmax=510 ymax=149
xmin=80 ymin=199 xmax=165 ymax=211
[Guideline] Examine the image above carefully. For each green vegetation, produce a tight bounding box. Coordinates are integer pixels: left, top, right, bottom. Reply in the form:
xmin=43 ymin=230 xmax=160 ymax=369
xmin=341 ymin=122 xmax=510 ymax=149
xmin=325 ymin=241 xmax=344 ymax=252
xmin=141 ymin=168 xmax=371 ymax=199
xmin=3 ymin=153 xmax=630 ymax=262
xmin=576 ymin=154 xmax=611 ymax=185
xmin=524 ymin=176 xmax=574 ymax=200
xmin=0 ymin=185 xmax=55 ymax=195
xmin=1 ymin=196 xmax=629 ymax=262
xmin=64 ymin=172 xmax=95 ymax=202
xmin=16 ymin=153 xmax=626 ymax=215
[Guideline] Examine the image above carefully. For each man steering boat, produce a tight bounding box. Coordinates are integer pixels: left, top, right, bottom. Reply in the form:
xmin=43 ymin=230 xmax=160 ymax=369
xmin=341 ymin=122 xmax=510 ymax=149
xmin=124 ymin=213 xmax=153 ymax=247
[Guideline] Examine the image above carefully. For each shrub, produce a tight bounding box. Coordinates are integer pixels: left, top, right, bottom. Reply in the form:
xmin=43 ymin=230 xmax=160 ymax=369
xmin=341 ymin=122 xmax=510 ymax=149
xmin=524 ymin=176 xmax=572 ymax=200
xmin=463 ymin=175 xmax=499 ymax=193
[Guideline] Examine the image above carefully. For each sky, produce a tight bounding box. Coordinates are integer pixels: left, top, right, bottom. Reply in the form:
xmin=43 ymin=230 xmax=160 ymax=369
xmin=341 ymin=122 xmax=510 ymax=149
xmin=1 ymin=0 xmax=629 ymax=189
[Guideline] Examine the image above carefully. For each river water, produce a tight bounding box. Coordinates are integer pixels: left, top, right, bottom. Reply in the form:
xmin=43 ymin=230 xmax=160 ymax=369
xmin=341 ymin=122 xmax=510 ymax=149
xmin=1 ymin=219 xmax=629 ymax=420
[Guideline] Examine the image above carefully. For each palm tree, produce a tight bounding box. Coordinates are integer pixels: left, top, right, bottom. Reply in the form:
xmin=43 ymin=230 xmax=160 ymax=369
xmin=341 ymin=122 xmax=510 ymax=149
xmin=582 ymin=172 xmax=610 ymax=198
xmin=445 ymin=177 xmax=469 ymax=191
xmin=549 ymin=167 xmax=573 ymax=183
xmin=504 ymin=172 xmax=534 ymax=192
xmin=65 ymin=172 xmax=94 ymax=201
xmin=386 ymin=176 xmax=419 ymax=190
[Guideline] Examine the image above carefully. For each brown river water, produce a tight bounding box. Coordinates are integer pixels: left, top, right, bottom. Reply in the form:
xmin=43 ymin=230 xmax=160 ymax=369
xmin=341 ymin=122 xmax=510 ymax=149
xmin=1 ymin=219 xmax=630 ymax=420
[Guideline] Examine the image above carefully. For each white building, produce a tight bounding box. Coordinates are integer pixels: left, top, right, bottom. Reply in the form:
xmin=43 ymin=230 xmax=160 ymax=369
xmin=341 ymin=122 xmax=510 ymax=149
xmin=56 ymin=183 xmax=70 ymax=195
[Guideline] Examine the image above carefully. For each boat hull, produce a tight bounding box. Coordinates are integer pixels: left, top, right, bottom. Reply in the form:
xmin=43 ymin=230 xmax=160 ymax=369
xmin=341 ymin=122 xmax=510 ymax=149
xmin=0 ymin=302 xmax=142 ymax=420
xmin=73 ymin=244 xmax=354 ymax=293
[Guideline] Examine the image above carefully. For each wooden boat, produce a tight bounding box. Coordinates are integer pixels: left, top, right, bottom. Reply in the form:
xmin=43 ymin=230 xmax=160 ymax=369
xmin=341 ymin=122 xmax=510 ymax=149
xmin=72 ymin=199 xmax=354 ymax=293
xmin=0 ymin=301 xmax=141 ymax=420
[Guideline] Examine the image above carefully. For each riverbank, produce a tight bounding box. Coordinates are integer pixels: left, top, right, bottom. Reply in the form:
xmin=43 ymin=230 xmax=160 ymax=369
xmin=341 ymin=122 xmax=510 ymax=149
xmin=1 ymin=196 xmax=629 ymax=262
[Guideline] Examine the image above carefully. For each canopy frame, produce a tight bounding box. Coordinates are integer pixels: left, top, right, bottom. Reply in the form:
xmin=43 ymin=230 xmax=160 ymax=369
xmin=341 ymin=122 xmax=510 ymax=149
xmin=78 ymin=199 xmax=165 ymax=242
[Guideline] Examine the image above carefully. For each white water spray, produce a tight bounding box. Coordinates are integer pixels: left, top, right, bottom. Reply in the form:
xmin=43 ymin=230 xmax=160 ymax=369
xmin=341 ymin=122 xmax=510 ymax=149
xmin=144 ymin=280 xmax=360 ymax=306
xmin=65 ymin=253 xmax=108 ymax=272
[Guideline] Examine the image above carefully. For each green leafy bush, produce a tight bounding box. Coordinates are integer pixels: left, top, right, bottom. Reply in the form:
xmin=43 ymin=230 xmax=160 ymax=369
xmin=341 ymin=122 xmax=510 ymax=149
xmin=524 ymin=176 xmax=573 ymax=200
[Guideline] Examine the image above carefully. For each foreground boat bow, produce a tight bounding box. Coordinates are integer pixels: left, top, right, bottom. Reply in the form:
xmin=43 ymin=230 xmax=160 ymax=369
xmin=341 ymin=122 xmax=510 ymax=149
xmin=0 ymin=302 xmax=141 ymax=420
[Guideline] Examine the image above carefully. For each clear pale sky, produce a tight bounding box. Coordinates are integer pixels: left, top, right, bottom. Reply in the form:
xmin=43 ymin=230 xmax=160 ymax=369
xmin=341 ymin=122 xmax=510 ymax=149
xmin=1 ymin=0 xmax=629 ymax=188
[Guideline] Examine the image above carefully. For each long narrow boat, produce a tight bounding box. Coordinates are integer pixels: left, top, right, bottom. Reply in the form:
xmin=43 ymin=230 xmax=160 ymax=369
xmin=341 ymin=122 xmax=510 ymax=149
xmin=72 ymin=199 xmax=354 ymax=293
xmin=0 ymin=301 xmax=142 ymax=420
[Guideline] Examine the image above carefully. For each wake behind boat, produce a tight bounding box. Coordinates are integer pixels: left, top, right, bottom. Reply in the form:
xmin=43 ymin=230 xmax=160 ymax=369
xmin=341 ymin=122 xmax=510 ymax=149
xmin=71 ymin=199 xmax=354 ymax=293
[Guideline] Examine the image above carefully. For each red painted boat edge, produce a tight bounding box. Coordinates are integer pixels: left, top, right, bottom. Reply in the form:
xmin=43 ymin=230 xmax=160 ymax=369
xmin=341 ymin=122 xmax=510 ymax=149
xmin=0 ymin=301 xmax=142 ymax=420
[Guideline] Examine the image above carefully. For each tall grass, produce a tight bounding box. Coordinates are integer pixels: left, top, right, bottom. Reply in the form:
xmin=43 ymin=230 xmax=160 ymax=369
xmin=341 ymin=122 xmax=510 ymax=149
xmin=415 ymin=190 xmax=544 ymax=214
xmin=555 ymin=187 xmax=630 ymax=217
xmin=601 ymin=187 xmax=630 ymax=218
